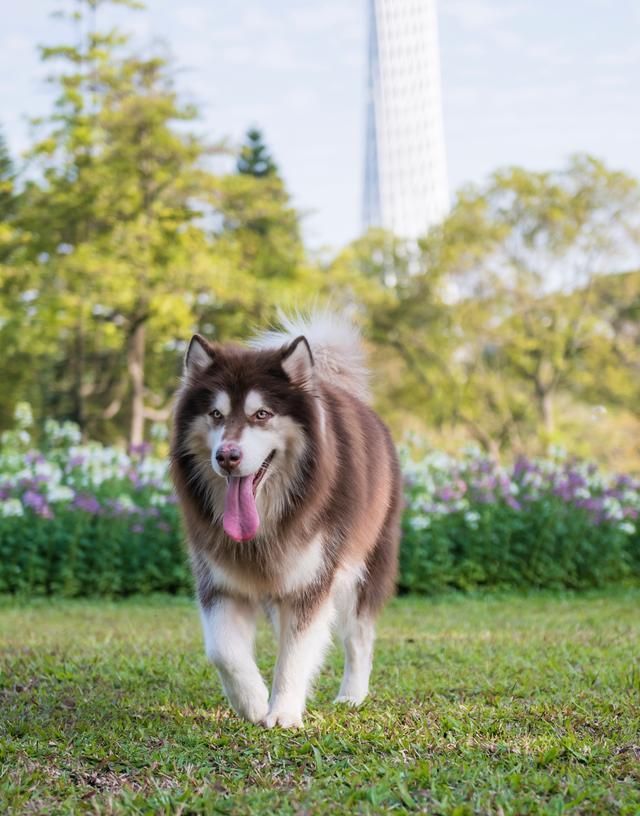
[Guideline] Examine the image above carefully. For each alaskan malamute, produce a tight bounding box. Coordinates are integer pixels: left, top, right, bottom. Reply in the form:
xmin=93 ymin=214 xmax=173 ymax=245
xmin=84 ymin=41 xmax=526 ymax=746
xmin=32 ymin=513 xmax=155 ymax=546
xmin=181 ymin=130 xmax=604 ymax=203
xmin=170 ymin=312 xmax=401 ymax=728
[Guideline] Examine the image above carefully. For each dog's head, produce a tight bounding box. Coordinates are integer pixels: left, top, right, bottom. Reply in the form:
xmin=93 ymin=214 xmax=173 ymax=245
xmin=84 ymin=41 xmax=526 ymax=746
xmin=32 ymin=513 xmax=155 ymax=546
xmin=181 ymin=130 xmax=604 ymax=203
xmin=172 ymin=334 xmax=317 ymax=541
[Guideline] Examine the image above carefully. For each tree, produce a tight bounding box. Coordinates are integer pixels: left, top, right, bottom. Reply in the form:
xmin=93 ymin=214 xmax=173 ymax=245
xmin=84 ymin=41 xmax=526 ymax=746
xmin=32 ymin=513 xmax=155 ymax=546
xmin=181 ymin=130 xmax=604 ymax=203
xmin=574 ymin=271 xmax=640 ymax=417
xmin=204 ymin=129 xmax=313 ymax=337
xmin=236 ymin=127 xmax=278 ymax=178
xmin=1 ymin=2 xmax=315 ymax=446
xmin=337 ymin=157 xmax=640 ymax=457
xmin=482 ymin=157 xmax=640 ymax=441
xmin=17 ymin=0 xmax=218 ymax=445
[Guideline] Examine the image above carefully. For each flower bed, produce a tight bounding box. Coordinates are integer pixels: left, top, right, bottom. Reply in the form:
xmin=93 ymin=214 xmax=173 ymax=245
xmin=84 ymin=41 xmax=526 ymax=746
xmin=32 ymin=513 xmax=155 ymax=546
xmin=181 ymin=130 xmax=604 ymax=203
xmin=401 ymin=447 xmax=640 ymax=593
xmin=0 ymin=408 xmax=187 ymax=596
xmin=0 ymin=406 xmax=638 ymax=596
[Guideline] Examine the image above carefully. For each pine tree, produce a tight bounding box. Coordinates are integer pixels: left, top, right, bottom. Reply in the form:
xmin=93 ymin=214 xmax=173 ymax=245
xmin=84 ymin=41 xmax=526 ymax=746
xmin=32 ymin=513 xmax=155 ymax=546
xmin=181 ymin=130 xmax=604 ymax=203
xmin=236 ymin=127 xmax=278 ymax=178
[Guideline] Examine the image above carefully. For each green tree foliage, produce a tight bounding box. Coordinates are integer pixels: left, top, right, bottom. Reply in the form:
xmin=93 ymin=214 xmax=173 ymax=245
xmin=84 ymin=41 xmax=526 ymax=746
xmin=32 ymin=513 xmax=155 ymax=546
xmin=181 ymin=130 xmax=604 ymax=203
xmin=205 ymin=130 xmax=314 ymax=338
xmin=328 ymin=158 xmax=640 ymax=460
xmin=236 ymin=127 xmax=278 ymax=177
xmin=17 ymin=0 xmax=219 ymax=445
xmin=572 ymin=269 xmax=640 ymax=459
xmin=0 ymin=1 xmax=310 ymax=446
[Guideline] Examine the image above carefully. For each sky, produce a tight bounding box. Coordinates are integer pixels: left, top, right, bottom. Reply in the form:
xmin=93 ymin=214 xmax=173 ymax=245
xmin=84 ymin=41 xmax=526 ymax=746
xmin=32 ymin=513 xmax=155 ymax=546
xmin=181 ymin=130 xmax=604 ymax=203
xmin=2 ymin=0 xmax=639 ymax=250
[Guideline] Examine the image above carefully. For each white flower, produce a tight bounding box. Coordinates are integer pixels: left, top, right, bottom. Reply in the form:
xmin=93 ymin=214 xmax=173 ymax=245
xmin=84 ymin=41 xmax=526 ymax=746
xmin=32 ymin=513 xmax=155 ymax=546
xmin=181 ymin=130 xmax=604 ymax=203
xmin=35 ymin=461 xmax=62 ymax=483
xmin=14 ymin=402 xmax=34 ymax=428
xmin=464 ymin=511 xmax=480 ymax=529
xmin=116 ymin=494 xmax=135 ymax=510
xmin=602 ymin=496 xmax=624 ymax=521
xmin=0 ymin=499 xmax=24 ymax=517
xmin=410 ymin=515 xmax=431 ymax=531
xmin=47 ymin=485 xmax=74 ymax=503
xmin=619 ymin=522 xmax=636 ymax=536
xmin=44 ymin=419 xmax=82 ymax=446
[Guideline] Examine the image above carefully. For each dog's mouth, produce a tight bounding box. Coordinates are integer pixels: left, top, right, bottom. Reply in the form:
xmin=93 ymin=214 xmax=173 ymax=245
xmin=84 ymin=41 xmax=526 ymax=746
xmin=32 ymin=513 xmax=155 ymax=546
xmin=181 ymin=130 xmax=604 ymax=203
xmin=223 ymin=451 xmax=276 ymax=542
xmin=251 ymin=450 xmax=276 ymax=496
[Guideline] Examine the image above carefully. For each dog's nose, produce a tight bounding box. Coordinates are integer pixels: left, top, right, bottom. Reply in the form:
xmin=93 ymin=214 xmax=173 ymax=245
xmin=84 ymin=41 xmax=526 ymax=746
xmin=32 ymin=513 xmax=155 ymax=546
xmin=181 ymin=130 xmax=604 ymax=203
xmin=215 ymin=444 xmax=242 ymax=472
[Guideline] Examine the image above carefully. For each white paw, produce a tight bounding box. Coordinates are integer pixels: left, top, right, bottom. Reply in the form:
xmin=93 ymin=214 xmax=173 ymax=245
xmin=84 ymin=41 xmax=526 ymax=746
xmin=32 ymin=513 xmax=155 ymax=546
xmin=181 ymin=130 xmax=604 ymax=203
xmin=228 ymin=685 xmax=270 ymax=724
xmin=334 ymin=690 xmax=367 ymax=707
xmin=239 ymin=696 xmax=270 ymax=724
xmin=262 ymin=708 xmax=304 ymax=729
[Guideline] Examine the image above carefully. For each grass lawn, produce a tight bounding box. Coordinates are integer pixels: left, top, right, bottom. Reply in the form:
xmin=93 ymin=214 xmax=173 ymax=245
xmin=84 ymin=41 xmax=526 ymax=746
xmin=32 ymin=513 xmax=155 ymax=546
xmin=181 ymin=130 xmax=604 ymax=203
xmin=0 ymin=591 xmax=639 ymax=815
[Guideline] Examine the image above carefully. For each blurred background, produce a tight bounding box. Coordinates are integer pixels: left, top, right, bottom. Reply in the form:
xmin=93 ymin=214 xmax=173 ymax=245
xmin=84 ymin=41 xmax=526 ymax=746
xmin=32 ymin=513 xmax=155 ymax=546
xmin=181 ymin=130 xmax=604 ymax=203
xmin=0 ymin=0 xmax=639 ymax=596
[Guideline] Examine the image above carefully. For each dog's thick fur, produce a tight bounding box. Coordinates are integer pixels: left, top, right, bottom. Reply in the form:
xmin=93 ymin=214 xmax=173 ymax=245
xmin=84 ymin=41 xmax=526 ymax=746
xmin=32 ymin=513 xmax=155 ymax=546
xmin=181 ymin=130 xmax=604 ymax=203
xmin=170 ymin=312 xmax=402 ymax=728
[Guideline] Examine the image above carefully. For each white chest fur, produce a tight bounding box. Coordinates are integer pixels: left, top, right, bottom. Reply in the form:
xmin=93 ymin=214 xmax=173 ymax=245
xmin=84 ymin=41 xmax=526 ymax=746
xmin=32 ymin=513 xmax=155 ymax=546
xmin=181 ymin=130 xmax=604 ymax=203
xmin=205 ymin=532 xmax=326 ymax=601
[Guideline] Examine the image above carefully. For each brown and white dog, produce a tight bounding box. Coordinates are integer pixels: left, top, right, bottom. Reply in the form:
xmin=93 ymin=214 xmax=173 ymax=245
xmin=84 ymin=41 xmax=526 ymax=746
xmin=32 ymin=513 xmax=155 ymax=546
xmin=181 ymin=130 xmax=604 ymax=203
xmin=170 ymin=312 xmax=401 ymax=728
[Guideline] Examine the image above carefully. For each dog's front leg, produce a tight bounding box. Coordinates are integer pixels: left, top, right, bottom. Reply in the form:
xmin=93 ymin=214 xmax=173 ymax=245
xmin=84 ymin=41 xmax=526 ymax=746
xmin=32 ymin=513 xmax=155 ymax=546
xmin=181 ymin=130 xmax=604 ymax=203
xmin=200 ymin=596 xmax=269 ymax=723
xmin=264 ymin=598 xmax=335 ymax=729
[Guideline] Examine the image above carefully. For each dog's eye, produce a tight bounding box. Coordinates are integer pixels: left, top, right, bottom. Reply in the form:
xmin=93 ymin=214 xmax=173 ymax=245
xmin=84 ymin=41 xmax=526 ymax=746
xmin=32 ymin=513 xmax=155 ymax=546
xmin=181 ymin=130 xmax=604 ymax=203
xmin=254 ymin=409 xmax=272 ymax=421
xmin=210 ymin=409 xmax=223 ymax=420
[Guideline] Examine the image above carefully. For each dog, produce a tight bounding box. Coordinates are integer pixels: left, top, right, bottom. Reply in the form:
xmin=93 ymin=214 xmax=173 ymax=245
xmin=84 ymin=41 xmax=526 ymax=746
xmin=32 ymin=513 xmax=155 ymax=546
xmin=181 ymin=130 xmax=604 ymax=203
xmin=170 ymin=312 xmax=402 ymax=728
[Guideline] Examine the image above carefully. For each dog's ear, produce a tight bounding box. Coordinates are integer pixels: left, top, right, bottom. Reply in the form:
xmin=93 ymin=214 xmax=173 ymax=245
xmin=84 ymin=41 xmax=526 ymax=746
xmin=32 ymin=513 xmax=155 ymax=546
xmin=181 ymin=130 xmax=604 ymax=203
xmin=281 ymin=336 xmax=314 ymax=389
xmin=184 ymin=334 xmax=215 ymax=375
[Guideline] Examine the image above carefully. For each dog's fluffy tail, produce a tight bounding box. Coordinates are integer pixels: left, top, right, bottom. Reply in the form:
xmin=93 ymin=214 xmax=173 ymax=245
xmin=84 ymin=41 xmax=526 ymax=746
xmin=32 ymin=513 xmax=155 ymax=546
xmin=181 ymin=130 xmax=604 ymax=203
xmin=250 ymin=309 xmax=370 ymax=402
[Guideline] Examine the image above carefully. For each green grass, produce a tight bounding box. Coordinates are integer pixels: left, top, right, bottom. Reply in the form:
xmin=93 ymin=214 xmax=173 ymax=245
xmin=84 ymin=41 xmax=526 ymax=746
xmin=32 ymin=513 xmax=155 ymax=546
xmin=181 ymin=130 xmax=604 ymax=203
xmin=1 ymin=592 xmax=639 ymax=815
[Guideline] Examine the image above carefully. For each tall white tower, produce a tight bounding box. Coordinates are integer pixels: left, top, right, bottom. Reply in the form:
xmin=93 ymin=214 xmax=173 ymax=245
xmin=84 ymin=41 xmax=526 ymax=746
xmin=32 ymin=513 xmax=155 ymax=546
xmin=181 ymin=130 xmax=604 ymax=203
xmin=363 ymin=0 xmax=449 ymax=240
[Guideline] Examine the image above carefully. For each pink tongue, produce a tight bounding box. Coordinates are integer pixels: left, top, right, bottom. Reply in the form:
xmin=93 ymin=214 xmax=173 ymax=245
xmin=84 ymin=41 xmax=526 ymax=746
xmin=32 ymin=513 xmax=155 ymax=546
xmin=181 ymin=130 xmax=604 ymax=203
xmin=223 ymin=475 xmax=260 ymax=542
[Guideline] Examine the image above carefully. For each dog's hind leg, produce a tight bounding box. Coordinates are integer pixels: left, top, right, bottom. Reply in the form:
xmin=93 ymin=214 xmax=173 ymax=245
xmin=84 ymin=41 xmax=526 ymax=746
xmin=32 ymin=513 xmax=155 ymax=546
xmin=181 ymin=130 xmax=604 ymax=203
xmin=334 ymin=476 xmax=401 ymax=706
xmin=334 ymin=581 xmax=375 ymax=706
xmin=200 ymin=596 xmax=269 ymax=724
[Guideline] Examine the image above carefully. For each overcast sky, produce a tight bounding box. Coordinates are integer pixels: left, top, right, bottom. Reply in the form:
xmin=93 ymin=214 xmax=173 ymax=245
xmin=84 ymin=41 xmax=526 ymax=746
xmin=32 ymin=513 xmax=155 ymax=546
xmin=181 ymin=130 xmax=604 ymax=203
xmin=2 ymin=0 xmax=639 ymax=250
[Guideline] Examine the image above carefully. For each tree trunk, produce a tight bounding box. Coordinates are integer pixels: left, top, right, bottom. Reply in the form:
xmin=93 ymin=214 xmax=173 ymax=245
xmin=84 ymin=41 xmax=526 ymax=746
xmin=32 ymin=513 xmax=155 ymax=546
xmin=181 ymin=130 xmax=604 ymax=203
xmin=128 ymin=320 xmax=146 ymax=448
xmin=539 ymin=389 xmax=554 ymax=436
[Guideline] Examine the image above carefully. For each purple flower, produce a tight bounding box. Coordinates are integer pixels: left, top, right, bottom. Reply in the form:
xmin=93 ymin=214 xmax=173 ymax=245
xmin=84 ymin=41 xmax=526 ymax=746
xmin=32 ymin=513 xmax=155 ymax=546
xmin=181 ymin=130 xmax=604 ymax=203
xmin=513 ymin=457 xmax=529 ymax=479
xmin=132 ymin=523 xmax=144 ymax=534
xmin=606 ymin=489 xmax=625 ymax=501
xmin=567 ymin=471 xmax=586 ymax=488
xmin=129 ymin=442 xmax=152 ymax=457
xmin=72 ymin=493 xmax=101 ymax=514
xmin=474 ymin=492 xmax=494 ymax=504
xmin=127 ymin=470 xmax=142 ymax=489
xmin=104 ymin=499 xmax=133 ymax=516
xmin=22 ymin=490 xmax=53 ymax=519
xmin=25 ymin=451 xmax=45 ymax=465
